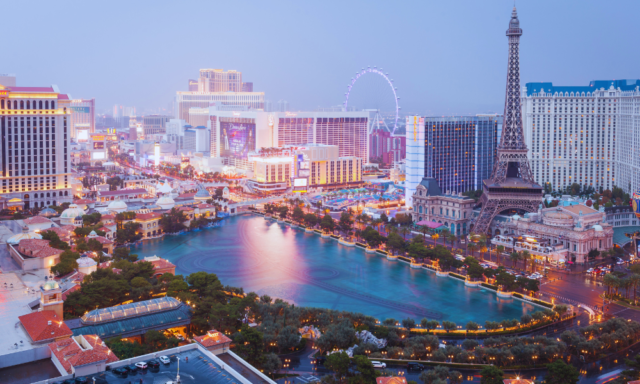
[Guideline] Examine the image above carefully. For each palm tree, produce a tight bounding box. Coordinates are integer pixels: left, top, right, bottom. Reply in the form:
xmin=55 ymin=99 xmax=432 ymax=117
xmin=522 ymin=251 xmax=531 ymax=273
xmin=432 ymin=233 xmax=440 ymax=247
xmin=419 ymin=225 xmax=429 ymax=242
xmin=509 ymin=251 xmax=521 ymax=269
xmin=441 ymin=229 xmax=451 ymax=246
xmin=447 ymin=233 xmax=457 ymax=248
xmin=400 ymin=227 xmax=410 ymax=240
xmin=467 ymin=242 xmax=477 ymax=259
xmin=496 ymin=245 xmax=505 ymax=266
xmin=477 ymin=240 xmax=487 ymax=261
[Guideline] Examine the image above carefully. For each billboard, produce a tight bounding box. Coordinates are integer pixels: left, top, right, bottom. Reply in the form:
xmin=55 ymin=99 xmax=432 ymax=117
xmin=70 ymin=106 xmax=90 ymax=113
xmin=293 ymin=178 xmax=308 ymax=187
xmin=92 ymin=152 xmax=105 ymax=160
xmin=221 ymin=122 xmax=256 ymax=160
xmin=93 ymin=142 xmax=104 ymax=150
xmin=77 ymin=130 xmax=89 ymax=142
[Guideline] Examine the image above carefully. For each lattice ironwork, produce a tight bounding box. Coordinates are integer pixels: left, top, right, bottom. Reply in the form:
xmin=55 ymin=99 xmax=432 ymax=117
xmin=473 ymin=7 xmax=543 ymax=235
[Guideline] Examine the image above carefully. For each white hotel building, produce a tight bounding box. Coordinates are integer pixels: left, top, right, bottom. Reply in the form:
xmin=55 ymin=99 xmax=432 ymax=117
xmin=523 ymin=79 xmax=640 ymax=193
xmin=0 ymin=83 xmax=72 ymax=210
xmin=189 ymin=108 xmax=369 ymax=170
xmin=175 ymin=91 xmax=265 ymax=125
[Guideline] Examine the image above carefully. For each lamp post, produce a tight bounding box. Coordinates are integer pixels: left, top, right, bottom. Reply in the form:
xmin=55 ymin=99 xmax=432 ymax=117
xmin=176 ymin=356 xmax=181 ymax=383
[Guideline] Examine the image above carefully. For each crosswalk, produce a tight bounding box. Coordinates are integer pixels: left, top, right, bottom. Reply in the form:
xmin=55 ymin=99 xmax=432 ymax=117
xmin=296 ymin=376 xmax=320 ymax=383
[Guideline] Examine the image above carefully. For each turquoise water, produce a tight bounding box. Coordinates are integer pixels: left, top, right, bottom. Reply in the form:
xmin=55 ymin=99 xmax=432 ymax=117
xmin=130 ymin=215 xmax=535 ymax=323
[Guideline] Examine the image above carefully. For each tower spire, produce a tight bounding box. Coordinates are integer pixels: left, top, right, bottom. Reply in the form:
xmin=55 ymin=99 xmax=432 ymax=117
xmin=470 ymin=8 xmax=542 ymax=235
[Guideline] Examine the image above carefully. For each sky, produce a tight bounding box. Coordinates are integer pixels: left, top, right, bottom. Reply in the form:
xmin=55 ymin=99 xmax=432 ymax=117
xmin=3 ymin=0 xmax=639 ymax=116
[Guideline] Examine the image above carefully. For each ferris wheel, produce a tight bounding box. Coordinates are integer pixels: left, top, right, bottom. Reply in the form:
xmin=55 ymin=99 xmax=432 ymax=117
xmin=344 ymin=66 xmax=400 ymax=134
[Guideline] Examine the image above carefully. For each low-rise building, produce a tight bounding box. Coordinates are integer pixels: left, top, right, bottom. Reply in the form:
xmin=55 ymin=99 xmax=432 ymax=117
xmin=491 ymin=204 xmax=614 ymax=264
xmin=194 ymin=329 xmax=232 ymax=355
xmin=410 ymin=177 xmax=475 ymax=236
xmin=135 ymin=255 xmax=176 ymax=277
xmin=9 ymin=238 xmax=64 ymax=270
xmin=49 ymin=334 xmax=119 ymax=376
xmin=19 ymin=310 xmax=73 ymax=345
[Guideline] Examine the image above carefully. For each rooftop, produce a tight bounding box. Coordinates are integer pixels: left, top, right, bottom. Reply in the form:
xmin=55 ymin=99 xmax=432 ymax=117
xmin=526 ymin=79 xmax=640 ymax=96
xmin=23 ymin=216 xmax=53 ymax=225
xmin=562 ymin=204 xmax=598 ymax=216
xmin=98 ymin=188 xmax=148 ymax=197
xmin=49 ymin=334 xmax=119 ymax=374
xmin=19 ymin=310 xmax=73 ymax=343
xmin=194 ymin=329 xmax=232 ymax=348
xmin=79 ymin=296 xmax=181 ymax=325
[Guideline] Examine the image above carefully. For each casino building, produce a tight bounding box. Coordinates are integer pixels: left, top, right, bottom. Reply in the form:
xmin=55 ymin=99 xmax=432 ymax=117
xmin=189 ymin=108 xmax=369 ymax=171
xmin=0 ymin=82 xmax=72 ymax=209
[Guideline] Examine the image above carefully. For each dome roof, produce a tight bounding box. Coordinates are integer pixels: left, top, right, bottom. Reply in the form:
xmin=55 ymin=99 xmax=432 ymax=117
xmin=158 ymin=182 xmax=173 ymax=194
xmin=39 ymin=208 xmax=58 ymax=217
xmin=60 ymin=204 xmax=85 ymax=219
xmin=43 ymin=280 xmax=59 ymax=291
xmin=88 ymin=230 xmax=98 ymax=237
xmin=512 ymin=214 xmax=521 ymax=221
xmin=107 ymin=200 xmax=128 ymax=211
xmin=77 ymin=255 xmax=97 ymax=268
xmin=593 ymin=224 xmax=604 ymax=232
xmin=156 ymin=195 xmax=175 ymax=209
xmin=7 ymin=230 xmax=42 ymax=245
xmin=195 ymin=186 xmax=211 ymax=198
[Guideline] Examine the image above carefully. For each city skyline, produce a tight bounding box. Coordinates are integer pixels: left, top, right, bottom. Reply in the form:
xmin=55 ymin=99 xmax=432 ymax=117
xmin=3 ymin=0 xmax=640 ymax=116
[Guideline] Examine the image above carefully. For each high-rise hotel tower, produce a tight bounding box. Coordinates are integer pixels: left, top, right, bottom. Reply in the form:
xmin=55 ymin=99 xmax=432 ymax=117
xmin=0 ymin=83 xmax=72 ymax=210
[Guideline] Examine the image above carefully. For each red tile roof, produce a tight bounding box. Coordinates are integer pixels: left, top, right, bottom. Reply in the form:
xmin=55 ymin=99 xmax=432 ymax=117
xmin=98 ymin=188 xmax=147 ymax=197
xmin=89 ymin=235 xmax=112 ymax=244
xmin=57 ymin=94 xmax=69 ymax=100
xmin=49 ymin=335 xmax=118 ymax=373
xmin=198 ymin=203 xmax=214 ymax=209
xmin=24 ymin=216 xmax=53 ymax=225
xmin=136 ymin=256 xmax=175 ymax=272
xmin=101 ymin=214 xmax=115 ymax=221
xmin=97 ymin=227 xmax=112 ymax=233
xmin=43 ymin=227 xmax=72 ymax=239
xmin=177 ymin=193 xmax=196 ymax=199
xmin=178 ymin=206 xmax=194 ymax=212
xmin=17 ymin=239 xmax=63 ymax=258
xmin=194 ymin=330 xmax=232 ymax=348
xmin=136 ymin=212 xmax=163 ymax=221
xmin=19 ymin=310 xmax=73 ymax=343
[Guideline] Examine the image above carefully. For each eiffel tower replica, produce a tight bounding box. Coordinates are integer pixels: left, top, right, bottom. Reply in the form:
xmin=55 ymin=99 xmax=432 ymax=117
xmin=473 ymin=7 xmax=543 ymax=235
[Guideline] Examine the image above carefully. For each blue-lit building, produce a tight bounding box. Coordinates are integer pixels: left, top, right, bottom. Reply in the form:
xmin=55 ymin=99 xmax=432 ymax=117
xmin=423 ymin=115 xmax=502 ymax=195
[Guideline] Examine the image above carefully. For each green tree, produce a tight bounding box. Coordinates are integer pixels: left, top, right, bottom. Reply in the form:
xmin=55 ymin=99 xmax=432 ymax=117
xmin=324 ymin=351 xmax=351 ymax=378
xmin=50 ymin=250 xmax=81 ymax=276
xmin=387 ymin=232 xmax=406 ymax=255
xmin=292 ymin=207 xmax=305 ymax=223
xmin=442 ymin=320 xmax=457 ymax=332
xmin=479 ymin=365 xmax=504 ymax=384
xmin=544 ymin=359 xmax=579 ymax=384
xmin=113 ymin=247 xmax=139 ymax=262
xmin=321 ymin=214 xmax=336 ymax=233
xmin=263 ymin=353 xmax=282 ymax=377
xmin=509 ymin=251 xmax=521 ymax=269
xmin=353 ymin=355 xmax=378 ymax=384
xmin=618 ymin=354 xmax=640 ymax=383
xmin=160 ymin=207 xmax=188 ymax=233
xmin=232 ymin=324 xmax=265 ymax=367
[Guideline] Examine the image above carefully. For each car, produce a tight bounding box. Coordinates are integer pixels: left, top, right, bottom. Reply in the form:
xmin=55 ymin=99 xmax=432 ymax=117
xmin=124 ymin=364 xmax=138 ymax=372
xmin=407 ymin=362 xmax=424 ymax=371
xmin=61 ymin=380 xmax=76 ymax=384
xmin=135 ymin=362 xmax=148 ymax=369
xmin=112 ymin=367 xmax=128 ymax=375
xmin=587 ymin=268 xmax=594 ymax=273
xmin=148 ymin=360 xmax=160 ymax=369
xmin=159 ymin=356 xmax=171 ymax=365
xmin=617 ymin=260 xmax=625 ymax=265
xmin=371 ymin=361 xmax=386 ymax=368
xmin=74 ymin=378 xmax=89 ymax=384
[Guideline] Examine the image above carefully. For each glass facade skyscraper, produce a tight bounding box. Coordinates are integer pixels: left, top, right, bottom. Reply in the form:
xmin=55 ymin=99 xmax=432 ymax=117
xmin=423 ymin=115 xmax=502 ymax=194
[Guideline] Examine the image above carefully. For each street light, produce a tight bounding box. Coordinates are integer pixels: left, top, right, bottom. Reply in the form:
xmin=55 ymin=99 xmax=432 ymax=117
xmin=176 ymin=356 xmax=181 ymax=383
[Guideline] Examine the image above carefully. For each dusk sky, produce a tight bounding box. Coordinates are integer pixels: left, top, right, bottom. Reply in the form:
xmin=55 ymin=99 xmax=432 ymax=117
xmin=4 ymin=0 xmax=639 ymax=116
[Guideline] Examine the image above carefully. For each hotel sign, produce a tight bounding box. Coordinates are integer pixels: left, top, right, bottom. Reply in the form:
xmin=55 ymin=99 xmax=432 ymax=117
xmin=0 ymin=90 xmax=9 ymax=97
xmin=70 ymin=107 xmax=90 ymax=113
